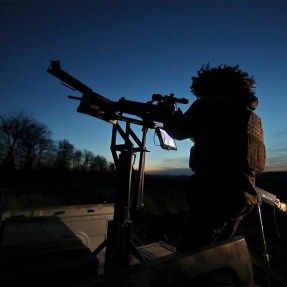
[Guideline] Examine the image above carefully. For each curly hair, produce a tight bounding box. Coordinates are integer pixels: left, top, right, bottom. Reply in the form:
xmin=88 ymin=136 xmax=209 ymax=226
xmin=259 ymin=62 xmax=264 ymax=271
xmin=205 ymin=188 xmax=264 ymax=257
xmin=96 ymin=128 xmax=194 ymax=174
xmin=190 ymin=64 xmax=256 ymax=106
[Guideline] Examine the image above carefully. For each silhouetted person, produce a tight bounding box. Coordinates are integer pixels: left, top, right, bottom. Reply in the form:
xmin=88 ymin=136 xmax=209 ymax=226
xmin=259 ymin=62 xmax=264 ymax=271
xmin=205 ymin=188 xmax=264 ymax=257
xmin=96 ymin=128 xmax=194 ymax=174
xmin=164 ymin=64 xmax=266 ymax=252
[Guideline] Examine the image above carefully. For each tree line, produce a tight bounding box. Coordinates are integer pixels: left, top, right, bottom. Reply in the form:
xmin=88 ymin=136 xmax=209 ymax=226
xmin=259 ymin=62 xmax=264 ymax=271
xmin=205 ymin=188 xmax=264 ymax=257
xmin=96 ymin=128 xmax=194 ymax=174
xmin=0 ymin=112 xmax=115 ymax=172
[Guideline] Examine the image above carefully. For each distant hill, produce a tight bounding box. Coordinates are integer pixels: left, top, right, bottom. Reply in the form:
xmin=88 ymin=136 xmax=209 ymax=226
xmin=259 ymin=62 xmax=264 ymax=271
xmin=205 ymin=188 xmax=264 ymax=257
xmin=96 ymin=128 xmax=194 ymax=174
xmin=146 ymin=168 xmax=192 ymax=176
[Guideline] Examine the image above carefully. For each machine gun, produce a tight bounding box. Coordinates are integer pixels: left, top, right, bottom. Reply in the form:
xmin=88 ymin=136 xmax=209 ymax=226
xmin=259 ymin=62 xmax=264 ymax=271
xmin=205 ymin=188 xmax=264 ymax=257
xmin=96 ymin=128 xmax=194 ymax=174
xmin=47 ymin=60 xmax=188 ymax=273
xmin=47 ymin=60 xmax=187 ymax=126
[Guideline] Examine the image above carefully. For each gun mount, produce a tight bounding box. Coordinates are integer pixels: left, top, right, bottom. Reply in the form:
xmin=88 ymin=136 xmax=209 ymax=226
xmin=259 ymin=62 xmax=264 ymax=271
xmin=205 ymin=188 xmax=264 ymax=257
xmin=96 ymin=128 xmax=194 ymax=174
xmin=47 ymin=60 xmax=188 ymax=127
xmin=47 ymin=60 xmax=188 ymax=273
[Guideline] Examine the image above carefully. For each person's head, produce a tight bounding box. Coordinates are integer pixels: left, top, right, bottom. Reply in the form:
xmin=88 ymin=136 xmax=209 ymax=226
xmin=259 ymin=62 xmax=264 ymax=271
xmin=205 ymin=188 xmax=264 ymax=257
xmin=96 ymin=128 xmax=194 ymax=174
xmin=190 ymin=64 xmax=258 ymax=110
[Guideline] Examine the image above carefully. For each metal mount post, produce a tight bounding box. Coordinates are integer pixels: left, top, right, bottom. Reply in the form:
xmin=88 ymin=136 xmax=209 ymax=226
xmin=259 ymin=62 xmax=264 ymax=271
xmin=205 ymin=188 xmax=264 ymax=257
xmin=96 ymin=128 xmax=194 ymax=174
xmin=93 ymin=120 xmax=149 ymax=273
xmin=256 ymin=201 xmax=271 ymax=287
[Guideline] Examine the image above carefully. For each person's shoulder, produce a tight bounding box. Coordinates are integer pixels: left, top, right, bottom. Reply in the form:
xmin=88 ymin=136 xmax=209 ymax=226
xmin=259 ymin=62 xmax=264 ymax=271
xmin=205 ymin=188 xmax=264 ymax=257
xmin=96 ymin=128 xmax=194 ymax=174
xmin=249 ymin=110 xmax=263 ymax=122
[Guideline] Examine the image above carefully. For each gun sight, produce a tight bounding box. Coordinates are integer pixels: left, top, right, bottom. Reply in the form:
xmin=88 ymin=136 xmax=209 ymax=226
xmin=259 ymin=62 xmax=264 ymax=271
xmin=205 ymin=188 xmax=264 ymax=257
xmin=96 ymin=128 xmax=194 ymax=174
xmin=152 ymin=93 xmax=189 ymax=105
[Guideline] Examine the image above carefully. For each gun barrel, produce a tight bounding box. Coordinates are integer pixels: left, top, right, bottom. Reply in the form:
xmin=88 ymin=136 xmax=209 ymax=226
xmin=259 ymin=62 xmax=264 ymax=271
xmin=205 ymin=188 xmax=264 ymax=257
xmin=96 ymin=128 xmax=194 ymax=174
xmin=47 ymin=60 xmax=93 ymax=94
xmin=48 ymin=60 xmax=119 ymax=123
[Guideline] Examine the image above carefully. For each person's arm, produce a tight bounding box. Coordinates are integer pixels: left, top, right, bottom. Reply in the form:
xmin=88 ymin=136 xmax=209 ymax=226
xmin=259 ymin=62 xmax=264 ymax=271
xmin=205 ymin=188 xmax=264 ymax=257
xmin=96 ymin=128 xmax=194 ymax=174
xmin=163 ymin=100 xmax=200 ymax=140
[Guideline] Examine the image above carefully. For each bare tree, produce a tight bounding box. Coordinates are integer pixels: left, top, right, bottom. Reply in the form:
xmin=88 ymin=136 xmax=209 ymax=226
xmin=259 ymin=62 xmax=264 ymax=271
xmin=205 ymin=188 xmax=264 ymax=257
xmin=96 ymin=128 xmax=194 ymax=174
xmin=91 ymin=155 xmax=108 ymax=171
xmin=0 ymin=112 xmax=53 ymax=170
xmin=55 ymin=139 xmax=75 ymax=170
xmin=0 ymin=112 xmax=114 ymax=172
xmin=108 ymin=161 xmax=116 ymax=172
xmin=82 ymin=149 xmax=94 ymax=171
xmin=72 ymin=149 xmax=83 ymax=170
xmin=19 ymin=120 xmax=54 ymax=169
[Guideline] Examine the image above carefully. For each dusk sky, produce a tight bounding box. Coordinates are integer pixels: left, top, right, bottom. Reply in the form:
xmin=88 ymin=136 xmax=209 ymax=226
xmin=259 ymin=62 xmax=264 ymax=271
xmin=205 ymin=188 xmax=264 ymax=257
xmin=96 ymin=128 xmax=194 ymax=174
xmin=1 ymin=1 xmax=287 ymax=175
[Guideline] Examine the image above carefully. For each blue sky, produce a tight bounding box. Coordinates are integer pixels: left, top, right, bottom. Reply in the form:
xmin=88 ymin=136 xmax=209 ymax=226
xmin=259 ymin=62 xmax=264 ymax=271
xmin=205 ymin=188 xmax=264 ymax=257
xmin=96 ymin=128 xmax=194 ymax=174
xmin=1 ymin=1 xmax=287 ymax=174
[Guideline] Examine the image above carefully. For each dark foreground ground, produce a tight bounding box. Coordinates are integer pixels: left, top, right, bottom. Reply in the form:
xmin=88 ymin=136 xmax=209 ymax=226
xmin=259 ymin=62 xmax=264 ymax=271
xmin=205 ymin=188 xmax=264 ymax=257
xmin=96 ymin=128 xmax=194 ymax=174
xmin=1 ymin=170 xmax=287 ymax=286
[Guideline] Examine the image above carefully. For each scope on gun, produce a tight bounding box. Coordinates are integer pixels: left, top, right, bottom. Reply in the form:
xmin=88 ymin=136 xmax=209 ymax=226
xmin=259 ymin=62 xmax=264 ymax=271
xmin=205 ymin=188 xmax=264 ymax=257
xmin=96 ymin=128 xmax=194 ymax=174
xmin=152 ymin=93 xmax=189 ymax=105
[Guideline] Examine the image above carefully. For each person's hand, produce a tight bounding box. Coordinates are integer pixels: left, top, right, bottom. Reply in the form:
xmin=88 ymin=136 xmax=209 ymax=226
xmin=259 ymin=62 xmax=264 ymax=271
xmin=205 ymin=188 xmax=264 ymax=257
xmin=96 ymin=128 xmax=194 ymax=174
xmin=275 ymin=199 xmax=281 ymax=208
xmin=275 ymin=199 xmax=287 ymax=213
